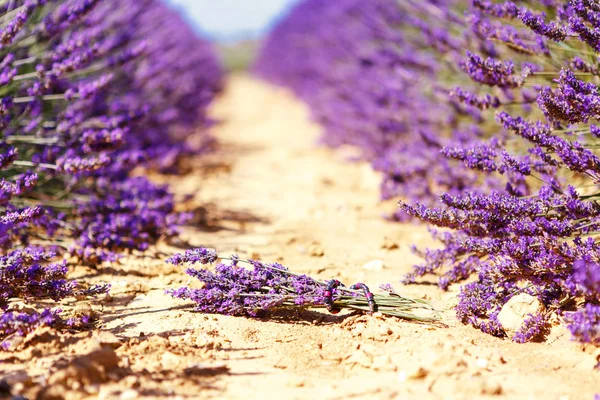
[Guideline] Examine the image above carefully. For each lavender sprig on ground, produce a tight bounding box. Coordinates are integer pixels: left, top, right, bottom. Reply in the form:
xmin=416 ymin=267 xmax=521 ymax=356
xmin=166 ymin=248 xmax=439 ymax=321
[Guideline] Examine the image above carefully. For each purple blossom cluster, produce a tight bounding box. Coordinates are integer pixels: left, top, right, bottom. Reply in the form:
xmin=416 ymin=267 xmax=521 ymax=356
xmin=167 ymin=252 xmax=328 ymax=317
xmin=257 ymin=0 xmax=600 ymax=345
xmin=0 ymin=308 xmax=96 ymax=348
xmin=0 ymin=1 xmax=223 ymax=340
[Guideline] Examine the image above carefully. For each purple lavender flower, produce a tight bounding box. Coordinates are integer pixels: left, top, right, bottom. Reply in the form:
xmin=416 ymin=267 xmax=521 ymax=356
xmin=564 ymin=304 xmax=600 ymax=345
xmin=513 ymin=313 xmax=548 ymax=343
xmin=0 ymin=309 xmax=59 ymax=347
xmin=573 ymin=260 xmax=600 ymax=301
xmin=167 ymin=248 xmax=219 ymax=266
xmin=255 ymin=0 xmax=504 ymax=218
xmin=450 ymin=87 xmax=500 ymax=110
xmin=519 ymin=10 xmax=566 ymax=42
xmin=473 ymin=0 xmax=521 ymax=18
xmin=167 ymin=251 xmax=327 ymax=317
xmin=460 ymin=52 xmax=531 ymax=88
xmin=0 ymin=247 xmax=78 ymax=310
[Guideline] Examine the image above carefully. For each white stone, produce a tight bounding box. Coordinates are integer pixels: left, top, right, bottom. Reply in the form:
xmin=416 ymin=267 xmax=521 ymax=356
xmin=362 ymin=259 xmax=384 ymax=270
xmin=497 ymin=293 xmax=545 ymax=338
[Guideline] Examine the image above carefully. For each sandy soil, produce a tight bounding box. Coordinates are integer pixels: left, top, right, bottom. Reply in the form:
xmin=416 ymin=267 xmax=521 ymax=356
xmin=2 ymin=75 xmax=599 ymax=400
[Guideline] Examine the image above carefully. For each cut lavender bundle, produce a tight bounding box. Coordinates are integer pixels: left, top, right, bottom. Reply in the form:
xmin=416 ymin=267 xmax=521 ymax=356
xmin=166 ymin=248 xmax=439 ymax=321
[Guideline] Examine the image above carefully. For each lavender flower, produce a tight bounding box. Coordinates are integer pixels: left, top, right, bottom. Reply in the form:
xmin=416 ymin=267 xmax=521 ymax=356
xmin=519 ymin=10 xmax=566 ymax=42
xmin=460 ymin=52 xmax=531 ymax=88
xmin=166 ymin=248 xmax=219 ymax=266
xmin=573 ymin=260 xmax=600 ymax=301
xmin=513 ymin=313 xmax=548 ymax=343
xmin=564 ymin=304 xmax=600 ymax=345
xmin=0 ymin=0 xmax=223 ymax=263
xmin=0 ymin=309 xmax=59 ymax=348
xmin=450 ymin=87 xmax=500 ymax=110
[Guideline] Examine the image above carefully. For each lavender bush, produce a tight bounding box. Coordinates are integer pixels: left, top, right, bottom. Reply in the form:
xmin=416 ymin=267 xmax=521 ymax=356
xmin=0 ymin=0 xmax=223 ymax=341
xmin=257 ymin=0 xmax=600 ymax=345
xmin=398 ymin=0 xmax=600 ymax=344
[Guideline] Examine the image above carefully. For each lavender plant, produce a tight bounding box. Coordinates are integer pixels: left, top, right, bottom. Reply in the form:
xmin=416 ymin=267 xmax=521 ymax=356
xmin=166 ymin=248 xmax=439 ymax=321
xmin=257 ymin=0 xmax=600 ymax=345
xmin=0 ymin=0 xmax=223 ymax=340
xmin=397 ymin=0 xmax=600 ymax=344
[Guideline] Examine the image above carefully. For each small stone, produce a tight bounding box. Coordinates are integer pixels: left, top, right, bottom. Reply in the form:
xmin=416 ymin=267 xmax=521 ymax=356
xmin=73 ymin=302 xmax=96 ymax=318
xmin=288 ymin=378 xmax=305 ymax=387
xmin=92 ymin=331 xmax=122 ymax=349
xmin=377 ymin=324 xmax=393 ymax=336
xmin=184 ymin=363 xmax=228 ymax=376
xmin=497 ymin=294 xmax=545 ymax=338
xmin=1 ymin=334 xmax=24 ymax=351
xmin=308 ymin=245 xmax=324 ymax=257
xmin=407 ymin=365 xmax=428 ymax=380
xmin=475 ymin=358 xmax=489 ymax=369
xmin=362 ymin=260 xmax=384 ymax=271
xmin=161 ymin=351 xmax=181 ymax=370
xmin=381 ymin=237 xmax=399 ymax=250
xmin=481 ymin=381 xmax=503 ymax=395
xmin=397 ymin=371 xmax=407 ymax=382
xmin=120 ymin=389 xmax=139 ymax=400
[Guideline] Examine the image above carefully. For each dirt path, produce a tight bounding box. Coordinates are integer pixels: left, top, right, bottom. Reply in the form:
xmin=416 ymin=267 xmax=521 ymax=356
xmin=3 ymin=75 xmax=599 ymax=400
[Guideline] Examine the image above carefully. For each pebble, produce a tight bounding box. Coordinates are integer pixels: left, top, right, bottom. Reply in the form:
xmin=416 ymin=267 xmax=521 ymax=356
xmin=120 ymin=389 xmax=139 ymax=400
xmin=381 ymin=237 xmax=399 ymax=250
xmin=497 ymin=293 xmax=545 ymax=338
xmin=475 ymin=358 xmax=489 ymax=369
xmin=308 ymin=245 xmax=324 ymax=257
xmin=406 ymin=365 xmax=428 ymax=380
xmin=362 ymin=259 xmax=384 ymax=270
xmin=92 ymin=331 xmax=122 ymax=349
xmin=161 ymin=351 xmax=181 ymax=370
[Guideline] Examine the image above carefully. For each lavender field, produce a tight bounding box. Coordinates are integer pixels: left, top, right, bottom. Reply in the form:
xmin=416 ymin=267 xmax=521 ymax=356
xmin=1 ymin=1 xmax=600 ymax=399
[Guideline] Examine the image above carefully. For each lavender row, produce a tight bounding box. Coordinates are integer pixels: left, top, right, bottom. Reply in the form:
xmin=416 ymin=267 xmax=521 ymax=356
xmin=256 ymin=0 xmax=600 ymax=346
xmin=254 ymin=0 xmax=502 ymax=220
xmin=0 ymin=0 xmax=223 ymax=342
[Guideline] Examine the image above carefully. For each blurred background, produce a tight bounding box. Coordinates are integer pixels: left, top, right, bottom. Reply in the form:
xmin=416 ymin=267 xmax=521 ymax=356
xmin=169 ymin=0 xmax=300 ymax=71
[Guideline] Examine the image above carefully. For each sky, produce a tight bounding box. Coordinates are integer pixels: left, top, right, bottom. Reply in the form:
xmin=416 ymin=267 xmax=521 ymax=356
xmin=169 ymin=0 xmax=300 ymax=41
